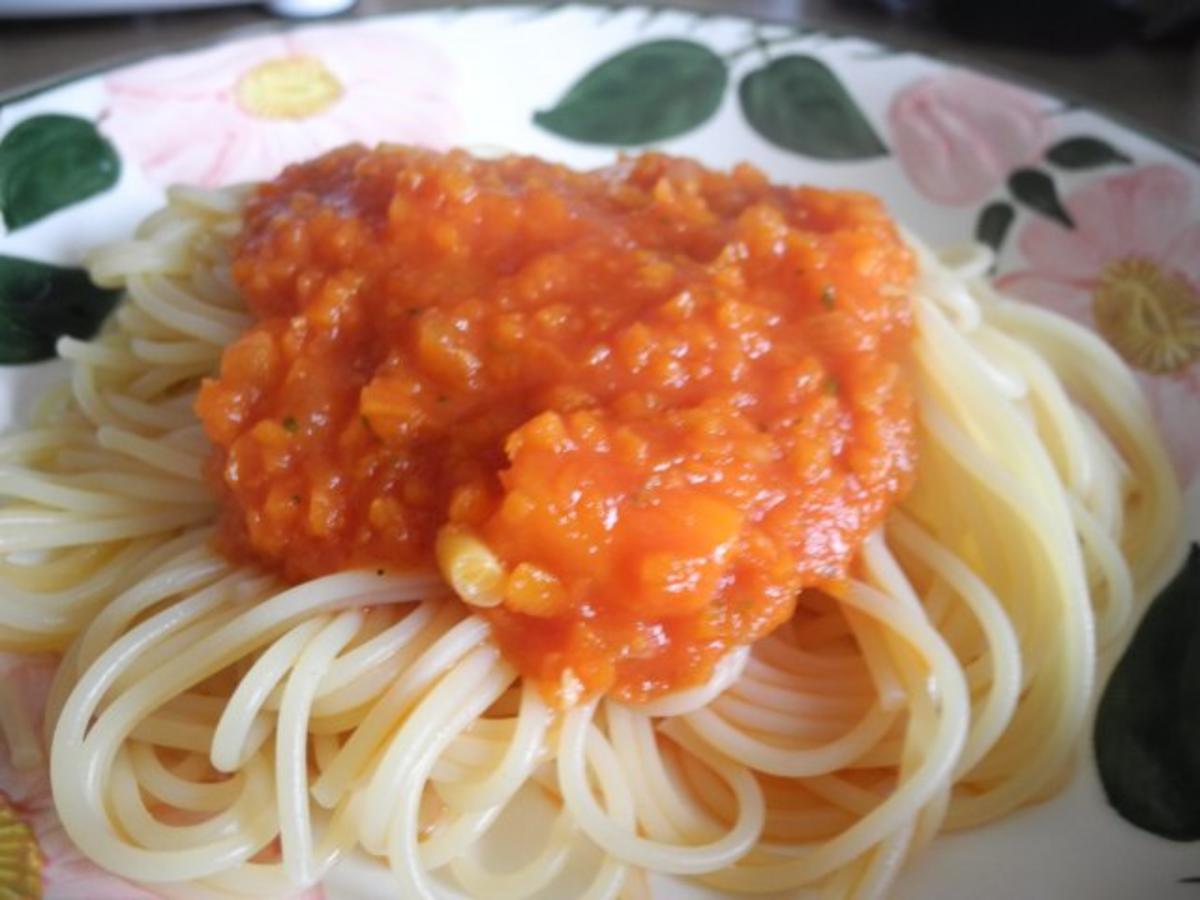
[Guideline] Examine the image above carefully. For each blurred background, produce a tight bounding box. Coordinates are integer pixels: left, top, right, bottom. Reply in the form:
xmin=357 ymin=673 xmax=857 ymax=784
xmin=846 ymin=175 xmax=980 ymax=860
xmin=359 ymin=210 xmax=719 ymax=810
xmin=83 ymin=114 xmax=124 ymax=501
xmin=1 ymin=0 xmax=1197 ymax=153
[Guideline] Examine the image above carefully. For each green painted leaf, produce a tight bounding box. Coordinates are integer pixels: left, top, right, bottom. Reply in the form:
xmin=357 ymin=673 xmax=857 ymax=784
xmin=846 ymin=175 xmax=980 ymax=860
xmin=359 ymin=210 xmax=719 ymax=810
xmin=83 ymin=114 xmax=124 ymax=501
xmin=0 ymin=114 xmax=120 ymax=231
xmin=1095 ymin=544 xmax=1200 ymax=840
xmin=1046 ymin=136 xmax=1132 ymax=169
xmin=975 ymin=201 xmax=1016 ymax=254
xmin=1008 ymin=168 xmax=1074 ymax=229
xmin=533 ymin=39 xmax=727 ymax=145
xmin=738 ymin=55 xmax=887 ymax=160
xmin=0 ymin=255 xmax=121 ymax=364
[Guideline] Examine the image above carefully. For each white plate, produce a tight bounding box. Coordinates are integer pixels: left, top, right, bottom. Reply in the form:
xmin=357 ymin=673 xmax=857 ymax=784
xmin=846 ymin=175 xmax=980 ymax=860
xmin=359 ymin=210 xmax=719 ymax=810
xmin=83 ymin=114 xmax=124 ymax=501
xmin=1 ymin=5 xmax=1198 ymax=898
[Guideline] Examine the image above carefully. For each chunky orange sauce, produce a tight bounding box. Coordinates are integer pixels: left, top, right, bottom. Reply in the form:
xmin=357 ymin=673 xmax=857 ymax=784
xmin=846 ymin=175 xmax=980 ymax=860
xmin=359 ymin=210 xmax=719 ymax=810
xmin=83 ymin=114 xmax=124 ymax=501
xmin=197 ymin=145 xmax=916 ymax=704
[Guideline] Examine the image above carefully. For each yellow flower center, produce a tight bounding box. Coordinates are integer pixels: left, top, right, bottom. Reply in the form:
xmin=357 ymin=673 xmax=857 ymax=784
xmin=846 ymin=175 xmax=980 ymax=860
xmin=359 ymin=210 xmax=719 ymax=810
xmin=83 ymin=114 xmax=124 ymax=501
xmin=235 ymin=56 xmax=342 ymax=121
xmin=1092 ymin=257 xmax=1200 ymax=374
xmin=0 ymin=797 xmax=42 ymax=899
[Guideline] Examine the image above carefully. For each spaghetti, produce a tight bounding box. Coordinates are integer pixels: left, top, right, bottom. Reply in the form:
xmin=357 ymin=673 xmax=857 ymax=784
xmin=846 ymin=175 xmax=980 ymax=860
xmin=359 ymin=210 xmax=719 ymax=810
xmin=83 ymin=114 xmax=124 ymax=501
xmin=0 ymin=153 xmax=1185 ymax=899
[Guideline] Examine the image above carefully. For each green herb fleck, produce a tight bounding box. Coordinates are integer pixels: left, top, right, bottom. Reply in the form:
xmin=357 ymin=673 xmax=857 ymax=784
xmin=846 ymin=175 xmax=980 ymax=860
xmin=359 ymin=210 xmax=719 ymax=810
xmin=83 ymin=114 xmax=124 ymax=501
xmin=823 ymin=375 xmax=839 ymax=396
xmin=820 ymin=284 xmax=837 ymax=310
xmin=282 ymin=416 xmax=298 ymax=433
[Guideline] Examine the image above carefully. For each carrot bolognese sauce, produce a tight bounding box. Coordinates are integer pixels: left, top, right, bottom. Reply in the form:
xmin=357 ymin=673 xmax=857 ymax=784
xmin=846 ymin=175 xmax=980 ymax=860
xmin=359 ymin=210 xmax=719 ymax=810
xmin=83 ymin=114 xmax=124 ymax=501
xmin=196 ymin=144 xmax=917 ymax=704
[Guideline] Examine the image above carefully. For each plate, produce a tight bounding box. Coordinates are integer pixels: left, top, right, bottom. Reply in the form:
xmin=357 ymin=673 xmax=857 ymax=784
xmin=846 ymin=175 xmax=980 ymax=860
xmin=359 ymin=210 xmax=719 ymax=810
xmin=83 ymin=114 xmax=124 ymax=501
xmin=0 ymin=5 xmax=1198 ymax=898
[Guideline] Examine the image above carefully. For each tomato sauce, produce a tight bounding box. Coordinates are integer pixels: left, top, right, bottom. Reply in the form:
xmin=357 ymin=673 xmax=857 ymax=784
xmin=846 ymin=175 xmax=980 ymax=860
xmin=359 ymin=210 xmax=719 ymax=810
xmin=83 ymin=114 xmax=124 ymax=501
xmin=197 ymin=145 xmax=916 ymax=704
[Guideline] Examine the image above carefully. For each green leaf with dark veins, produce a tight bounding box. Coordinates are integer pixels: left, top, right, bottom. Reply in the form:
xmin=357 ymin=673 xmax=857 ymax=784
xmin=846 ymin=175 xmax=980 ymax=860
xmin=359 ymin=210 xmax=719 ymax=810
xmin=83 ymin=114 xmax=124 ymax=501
xmin=0 ymin=255 xmax=121 ymax=364
xmin=1095 ymin=544 xmax=1200 ymax=841
xmin=1046 ymin=136 xmax=1132 ymax=170
xmin=533 ymin=39 xmax=727 ymax=145
xmin=0 ymin=114 xmax=120 ymax=231
xmin=738 ymin=55 xmax=887 ymax=160
xmin=1008 ymin=168 xmax=1074 ymax=229
xmin=975 ymin=201 xmax=1016 ymax=254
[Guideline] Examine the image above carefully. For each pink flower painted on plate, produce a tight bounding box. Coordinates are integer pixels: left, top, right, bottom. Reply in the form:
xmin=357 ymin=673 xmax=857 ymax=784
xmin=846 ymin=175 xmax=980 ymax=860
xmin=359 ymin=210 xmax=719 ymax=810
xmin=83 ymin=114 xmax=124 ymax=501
xmin=102 ymin=24 xmax=460 ymax=187
xmin=889 ymin=71 xmax=1049 ymax=206
xmin=998 ymin=163 xmax=1200 ymax=486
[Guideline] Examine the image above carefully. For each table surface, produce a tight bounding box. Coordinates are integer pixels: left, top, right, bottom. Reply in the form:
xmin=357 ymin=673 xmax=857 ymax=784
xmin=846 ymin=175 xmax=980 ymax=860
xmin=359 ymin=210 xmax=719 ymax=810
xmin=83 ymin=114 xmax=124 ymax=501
xmin=0 ymin=0 xmax=1197 ymax=156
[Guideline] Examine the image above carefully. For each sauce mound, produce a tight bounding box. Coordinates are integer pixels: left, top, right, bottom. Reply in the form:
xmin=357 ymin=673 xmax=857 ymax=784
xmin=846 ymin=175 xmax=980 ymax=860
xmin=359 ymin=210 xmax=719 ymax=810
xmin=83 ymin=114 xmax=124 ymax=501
xmin=197 ymin=146 xmax=916 ymax=704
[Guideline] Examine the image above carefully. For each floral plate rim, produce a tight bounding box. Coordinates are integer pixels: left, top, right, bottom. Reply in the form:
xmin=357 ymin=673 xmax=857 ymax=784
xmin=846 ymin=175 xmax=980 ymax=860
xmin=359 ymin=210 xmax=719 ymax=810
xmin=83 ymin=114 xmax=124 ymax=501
xmin=1 ymin=1 xmax=1196 ymax=164
xmin=1 ymin=5 xmax=1199 ymax=899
